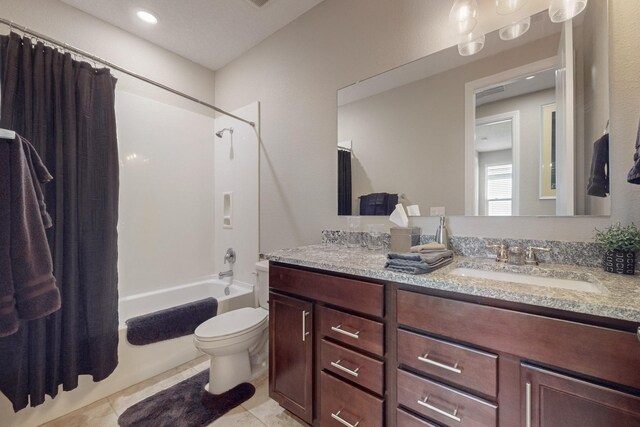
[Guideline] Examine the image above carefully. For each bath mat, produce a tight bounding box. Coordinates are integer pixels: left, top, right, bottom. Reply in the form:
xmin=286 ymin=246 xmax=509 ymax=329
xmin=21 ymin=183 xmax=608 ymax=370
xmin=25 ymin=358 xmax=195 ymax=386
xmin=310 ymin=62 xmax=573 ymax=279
xmin=126 ymin=298 xmax=218 ymax=345
xmin=118 ymin=370 xmax=255 ymax=427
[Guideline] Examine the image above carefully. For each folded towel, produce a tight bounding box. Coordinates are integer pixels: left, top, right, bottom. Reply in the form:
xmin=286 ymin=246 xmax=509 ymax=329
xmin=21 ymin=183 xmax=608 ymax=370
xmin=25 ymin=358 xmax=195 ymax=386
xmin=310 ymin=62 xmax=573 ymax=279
xmin=628 ymin=118 xmax=640 ymax=185
xmin=388 ymin=250 xmax=453 ymax=265
xmin=411 ymin=243 xmax=446 ymax=253
xmin=587 ymin=134 xmax=609 ymax=197
xmin=384 ymin=257 xmax=453 ymax=274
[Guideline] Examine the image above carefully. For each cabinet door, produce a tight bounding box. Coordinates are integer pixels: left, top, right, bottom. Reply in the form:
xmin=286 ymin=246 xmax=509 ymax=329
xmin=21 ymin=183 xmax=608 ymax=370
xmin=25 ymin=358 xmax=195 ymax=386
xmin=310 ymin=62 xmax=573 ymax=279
xmin=269 ymin=292 xmax=313 ymax=424
xmin=522 ymin=363 xmax=640 ymax=427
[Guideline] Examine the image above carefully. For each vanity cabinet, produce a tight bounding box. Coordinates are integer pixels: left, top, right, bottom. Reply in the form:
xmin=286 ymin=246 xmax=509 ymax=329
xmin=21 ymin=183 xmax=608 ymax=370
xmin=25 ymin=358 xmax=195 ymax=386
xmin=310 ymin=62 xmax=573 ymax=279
xmin=522 ymin=363 xmax=640 ymax=427
xmin=268 ymin=292 xmax=313 ymax=423
xmin=396 ymin=289 xmax=640 ymax=427
xmin=269 ymin=264 xmax=386 ymax=426
xmin=268 ymin=262 xmax=640 ymax=426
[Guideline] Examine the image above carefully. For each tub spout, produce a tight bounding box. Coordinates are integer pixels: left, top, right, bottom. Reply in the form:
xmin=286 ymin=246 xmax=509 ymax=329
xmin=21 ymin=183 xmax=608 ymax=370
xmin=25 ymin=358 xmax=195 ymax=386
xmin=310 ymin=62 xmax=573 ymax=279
xmin=218 ymin=269 xmax=233 ymax=279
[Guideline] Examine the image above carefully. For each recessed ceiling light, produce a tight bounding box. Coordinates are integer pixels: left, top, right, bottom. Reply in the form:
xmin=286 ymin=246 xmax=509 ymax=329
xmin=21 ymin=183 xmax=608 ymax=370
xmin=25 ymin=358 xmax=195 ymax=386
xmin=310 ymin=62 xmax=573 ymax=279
xmin=526 ymin=75 xmax=535 ymax=80
xmin=136 ymin=10 xmax=158 ymax=24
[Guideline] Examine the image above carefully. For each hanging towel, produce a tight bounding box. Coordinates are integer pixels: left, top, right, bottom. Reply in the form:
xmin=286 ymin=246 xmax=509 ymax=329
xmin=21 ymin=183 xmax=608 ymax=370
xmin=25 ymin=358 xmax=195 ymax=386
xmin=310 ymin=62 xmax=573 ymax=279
xmin=359 ymin=192 xmax=398 ymax=215
xmin=587 ymin=134 xmax=609 ymax=197
xmin=627 ymin=119 xmax=640 ymax=184
xmin=0 ymin=135 xmax=60 ymax=337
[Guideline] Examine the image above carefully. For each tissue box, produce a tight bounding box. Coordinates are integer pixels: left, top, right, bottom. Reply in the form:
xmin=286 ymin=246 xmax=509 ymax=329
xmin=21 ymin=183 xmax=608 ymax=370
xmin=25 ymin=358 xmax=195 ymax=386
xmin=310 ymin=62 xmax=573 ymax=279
xmin=390 ymin=227 xmax=421 ymax=253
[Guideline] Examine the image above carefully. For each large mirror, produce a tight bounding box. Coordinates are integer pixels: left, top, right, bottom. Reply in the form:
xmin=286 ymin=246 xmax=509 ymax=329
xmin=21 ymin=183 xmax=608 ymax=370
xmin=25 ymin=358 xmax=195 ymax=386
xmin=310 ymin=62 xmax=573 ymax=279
xmin=337 ymin=4 xmax=609 ymax=217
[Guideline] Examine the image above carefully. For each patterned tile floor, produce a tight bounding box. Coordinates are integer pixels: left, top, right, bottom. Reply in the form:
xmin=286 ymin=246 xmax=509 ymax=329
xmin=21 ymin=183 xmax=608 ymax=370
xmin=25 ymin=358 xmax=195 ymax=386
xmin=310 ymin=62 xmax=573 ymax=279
xmin=40 ymin=356 xmax=305 ymax=427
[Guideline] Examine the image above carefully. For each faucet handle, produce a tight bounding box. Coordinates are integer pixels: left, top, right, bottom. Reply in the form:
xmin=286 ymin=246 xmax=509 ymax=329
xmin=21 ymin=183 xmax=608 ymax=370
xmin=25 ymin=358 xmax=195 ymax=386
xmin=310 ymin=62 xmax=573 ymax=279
xmin=525 ymin=246 xmax=551 ymax=265
xmin=224 ymin=248 xmax=236 ymax=264
xmin=486 ymin=243 xmax=509 ymax=263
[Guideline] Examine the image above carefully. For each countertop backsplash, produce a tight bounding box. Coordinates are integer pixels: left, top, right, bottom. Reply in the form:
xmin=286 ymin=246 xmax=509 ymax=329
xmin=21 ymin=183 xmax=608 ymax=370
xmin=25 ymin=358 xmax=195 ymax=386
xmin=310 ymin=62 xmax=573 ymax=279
xmin=320 ymin=229 xmax=639 ymax=269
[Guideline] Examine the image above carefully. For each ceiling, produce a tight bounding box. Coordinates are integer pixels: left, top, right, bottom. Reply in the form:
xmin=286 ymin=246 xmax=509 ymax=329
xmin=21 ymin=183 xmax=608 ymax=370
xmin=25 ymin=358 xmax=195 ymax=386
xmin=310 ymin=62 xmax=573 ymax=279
xmin=60 ymin=0 xmax=325 ymax=71
xmin=476 ymin=120 xmax=513 ymax=152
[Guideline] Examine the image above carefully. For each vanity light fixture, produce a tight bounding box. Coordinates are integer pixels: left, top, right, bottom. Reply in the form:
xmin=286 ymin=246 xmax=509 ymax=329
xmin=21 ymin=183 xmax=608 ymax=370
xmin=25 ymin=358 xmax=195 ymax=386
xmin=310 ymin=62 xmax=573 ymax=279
xmin=496 ymin=0 xmax=529 ymax=15
xmin=548 ymin=0 xmax=588 ymax=23
xmin=499 ymin=16 xmax=531 ymax=40
xmin=449 ymin=0 xmax=478 ymax=36
xmin=136 ymin=10 xmax=158 ymax=25
xmin=458 ymin=31 xmax=486 ymax=56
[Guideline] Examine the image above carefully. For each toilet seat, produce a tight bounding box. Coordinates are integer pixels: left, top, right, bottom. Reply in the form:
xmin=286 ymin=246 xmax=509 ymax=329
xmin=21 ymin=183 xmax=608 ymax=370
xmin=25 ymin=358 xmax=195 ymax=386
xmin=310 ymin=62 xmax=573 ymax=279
xmin=195 ymin=307 xmax=268 ymax=342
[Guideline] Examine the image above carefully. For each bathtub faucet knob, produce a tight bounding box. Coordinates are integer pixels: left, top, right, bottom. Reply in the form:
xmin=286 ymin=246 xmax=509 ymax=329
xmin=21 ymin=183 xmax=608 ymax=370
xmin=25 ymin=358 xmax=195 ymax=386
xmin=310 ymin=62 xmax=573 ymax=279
xmin=224 ymin=248 xmax=236 ymax=264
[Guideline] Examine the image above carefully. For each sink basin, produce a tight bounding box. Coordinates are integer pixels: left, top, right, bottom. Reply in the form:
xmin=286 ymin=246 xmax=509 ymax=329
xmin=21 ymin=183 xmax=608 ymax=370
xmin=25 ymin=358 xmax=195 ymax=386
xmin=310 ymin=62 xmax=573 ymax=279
xmin=448 ymin=267 xmax=604 ymax=294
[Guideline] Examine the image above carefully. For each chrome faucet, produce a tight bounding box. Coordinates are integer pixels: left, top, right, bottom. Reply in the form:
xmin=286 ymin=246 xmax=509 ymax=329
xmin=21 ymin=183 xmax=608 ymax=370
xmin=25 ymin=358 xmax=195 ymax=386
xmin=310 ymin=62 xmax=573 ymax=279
xmin=218 ymin=269 xmax=233 ymax=279
xmin=224 ymin=248 xmax=236 ymax=264
xmin=524 ymin=246 xmax=551 ymax=265
xmin=486 ymin=243 xmax=509 ymax=263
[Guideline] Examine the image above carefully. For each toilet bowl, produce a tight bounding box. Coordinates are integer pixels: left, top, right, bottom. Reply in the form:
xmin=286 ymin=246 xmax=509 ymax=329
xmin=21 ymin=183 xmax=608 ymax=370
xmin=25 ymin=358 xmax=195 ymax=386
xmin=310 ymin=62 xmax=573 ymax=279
xmin=193 ymin=260 xmax=270 ymax=394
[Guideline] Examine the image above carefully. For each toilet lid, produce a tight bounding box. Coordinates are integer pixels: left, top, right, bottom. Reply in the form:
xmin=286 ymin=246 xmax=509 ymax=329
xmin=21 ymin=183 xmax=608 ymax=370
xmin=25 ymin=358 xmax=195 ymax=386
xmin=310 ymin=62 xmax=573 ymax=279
xmin=194 ymin=307 xmax=268 ymax=341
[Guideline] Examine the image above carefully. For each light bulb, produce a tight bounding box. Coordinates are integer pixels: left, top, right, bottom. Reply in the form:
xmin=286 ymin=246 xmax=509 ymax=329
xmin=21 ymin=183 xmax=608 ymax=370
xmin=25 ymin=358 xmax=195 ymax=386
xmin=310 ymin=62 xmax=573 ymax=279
xmin=136 ymin=10 xmax=158 ymax=25
xmin=499 ymin=16 xmax=531 ymax=40
xmin=548 ymin=0 xmax=588 ymax=23
xmin=496 ymin=0 xmax=529 ymax=15
xmin=458 ymin=32 xmax=485 ymax=56
xmin=449 ymin=0 xmax=478 ymax=36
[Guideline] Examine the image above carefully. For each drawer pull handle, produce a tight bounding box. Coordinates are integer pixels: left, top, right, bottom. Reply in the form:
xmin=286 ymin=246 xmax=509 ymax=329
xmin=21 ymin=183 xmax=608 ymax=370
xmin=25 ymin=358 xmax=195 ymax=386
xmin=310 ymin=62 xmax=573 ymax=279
xmin=331 ymin=325 xmax=360 ymax=339
xmin=330 ymin=359 xmax=360 ymax=377
xmin=418 ymin=353 xmax=462 ymax=374
xmin=417 ymin=396 xmax=461 ymax=423
xmin=331 ymin=409 xmax=361 ymax=427
xmin=302 ymin=311 xmax=310 ymax=342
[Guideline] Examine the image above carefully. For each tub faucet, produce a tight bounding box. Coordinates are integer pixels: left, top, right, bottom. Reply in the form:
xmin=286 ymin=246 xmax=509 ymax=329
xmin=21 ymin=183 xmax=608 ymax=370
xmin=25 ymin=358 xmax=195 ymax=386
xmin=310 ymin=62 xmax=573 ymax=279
xmin=218 ymin=269 xmax=233 ymax=279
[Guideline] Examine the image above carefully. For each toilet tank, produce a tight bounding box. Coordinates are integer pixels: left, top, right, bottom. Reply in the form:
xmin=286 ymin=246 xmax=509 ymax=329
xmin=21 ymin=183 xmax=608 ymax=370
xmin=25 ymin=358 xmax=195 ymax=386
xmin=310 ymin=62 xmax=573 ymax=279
xmin=255 ymin=260 xmax=270 ymax=310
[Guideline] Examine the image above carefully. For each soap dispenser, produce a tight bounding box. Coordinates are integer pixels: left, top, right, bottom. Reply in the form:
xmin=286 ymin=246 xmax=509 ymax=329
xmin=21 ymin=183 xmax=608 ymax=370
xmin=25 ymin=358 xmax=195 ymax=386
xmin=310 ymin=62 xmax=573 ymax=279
xmin=435 ymin=216 xmax=449 ymax=249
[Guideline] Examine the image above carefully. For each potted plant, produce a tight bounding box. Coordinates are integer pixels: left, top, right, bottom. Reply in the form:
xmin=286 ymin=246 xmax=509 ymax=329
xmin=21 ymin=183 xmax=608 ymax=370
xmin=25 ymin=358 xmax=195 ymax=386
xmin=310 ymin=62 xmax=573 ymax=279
xmin=594 ymin=223 xmax=640 ymax=275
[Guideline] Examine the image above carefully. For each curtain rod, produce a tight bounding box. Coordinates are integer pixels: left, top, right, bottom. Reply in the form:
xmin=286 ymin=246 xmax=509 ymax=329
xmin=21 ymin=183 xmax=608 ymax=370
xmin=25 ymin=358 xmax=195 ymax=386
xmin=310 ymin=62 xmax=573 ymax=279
xmin=0 ymin=17 xmax=255 ymax=127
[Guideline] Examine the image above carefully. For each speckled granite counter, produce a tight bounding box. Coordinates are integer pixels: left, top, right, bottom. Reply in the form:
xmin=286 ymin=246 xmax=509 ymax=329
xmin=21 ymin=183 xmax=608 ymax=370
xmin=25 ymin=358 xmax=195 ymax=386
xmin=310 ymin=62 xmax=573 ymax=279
xmin=265 ymin=245 xmax=640 ymax=323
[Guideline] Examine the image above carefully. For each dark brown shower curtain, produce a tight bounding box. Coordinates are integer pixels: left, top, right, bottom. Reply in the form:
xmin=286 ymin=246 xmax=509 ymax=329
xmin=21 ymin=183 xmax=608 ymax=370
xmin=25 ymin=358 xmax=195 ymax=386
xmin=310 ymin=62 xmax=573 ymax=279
xmin=0 ymin=32 xmax=119 ymax=411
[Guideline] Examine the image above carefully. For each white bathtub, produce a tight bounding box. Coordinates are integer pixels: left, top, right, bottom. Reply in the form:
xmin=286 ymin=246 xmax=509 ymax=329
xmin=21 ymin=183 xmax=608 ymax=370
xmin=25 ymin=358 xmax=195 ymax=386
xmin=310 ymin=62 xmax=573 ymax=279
xmin=3 ymin=277 xmax=255 ymax=427
xmin=118 ymin=277 xmax=255 ymax=327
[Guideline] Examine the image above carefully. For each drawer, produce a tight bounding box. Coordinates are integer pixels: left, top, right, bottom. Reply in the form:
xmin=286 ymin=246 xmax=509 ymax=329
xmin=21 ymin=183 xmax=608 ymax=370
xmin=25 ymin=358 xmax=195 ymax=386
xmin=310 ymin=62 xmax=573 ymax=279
xmin=397 ymin=290 xmax=640 ymax=390
xmin=320 ymin=371 xmax=383 ymax=427
xmin=397 ymin=408 xmax=441 ymax=427
xmin=398 ymin=369 xmax=497 ymax=427
xmin=270 ymin=264 xmax=383 ymax=317
xmin=398 ymin=329 xmax=497 ymax=399
xmin=321 ymin=339 xmax=384 ymax=395
xmin=319 ymin=305 xmax=384 ymax=356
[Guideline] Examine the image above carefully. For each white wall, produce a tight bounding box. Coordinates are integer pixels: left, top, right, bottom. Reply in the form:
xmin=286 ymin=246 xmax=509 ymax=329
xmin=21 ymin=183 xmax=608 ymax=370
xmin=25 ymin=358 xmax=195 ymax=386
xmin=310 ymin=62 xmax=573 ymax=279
xmin=214 ymin=103 xmax=260 ymax=289
xmin=215 ymin=0 xmax=618 ymax=250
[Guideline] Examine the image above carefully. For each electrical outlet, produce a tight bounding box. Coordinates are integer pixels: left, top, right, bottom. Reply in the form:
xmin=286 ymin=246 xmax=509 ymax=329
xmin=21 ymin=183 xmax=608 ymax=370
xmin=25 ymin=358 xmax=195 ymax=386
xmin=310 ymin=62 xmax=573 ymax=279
xmin=430 ymin=206 xmax=445 ymax=216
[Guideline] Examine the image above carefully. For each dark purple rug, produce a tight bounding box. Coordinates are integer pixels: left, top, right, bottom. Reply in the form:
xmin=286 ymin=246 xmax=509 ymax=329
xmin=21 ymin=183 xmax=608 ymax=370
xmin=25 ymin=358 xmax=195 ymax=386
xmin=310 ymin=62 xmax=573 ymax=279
xmin=118 ymin=370 xmax=255 ymax=427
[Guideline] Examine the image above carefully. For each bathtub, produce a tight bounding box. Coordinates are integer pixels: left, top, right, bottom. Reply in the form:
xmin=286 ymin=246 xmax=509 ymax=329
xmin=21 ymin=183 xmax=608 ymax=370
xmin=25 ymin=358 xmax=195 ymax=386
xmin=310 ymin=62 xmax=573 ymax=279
xmin=3 ymin=277 xmax=255 ymax=427
xmin=118 ymin=277 xmax=255 ymax=327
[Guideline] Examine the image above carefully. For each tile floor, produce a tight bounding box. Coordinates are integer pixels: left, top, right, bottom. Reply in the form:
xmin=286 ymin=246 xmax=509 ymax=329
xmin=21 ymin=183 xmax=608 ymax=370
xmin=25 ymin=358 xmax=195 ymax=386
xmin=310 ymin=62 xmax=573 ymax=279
xmin=40 ymin=356 xmax=305 ymax=427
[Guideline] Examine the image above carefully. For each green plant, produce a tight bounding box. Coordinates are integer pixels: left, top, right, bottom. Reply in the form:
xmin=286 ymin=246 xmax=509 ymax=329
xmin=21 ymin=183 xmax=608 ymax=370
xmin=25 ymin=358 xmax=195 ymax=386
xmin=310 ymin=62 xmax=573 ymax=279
xmin=594 ymin=223 xmax=640 ymax=252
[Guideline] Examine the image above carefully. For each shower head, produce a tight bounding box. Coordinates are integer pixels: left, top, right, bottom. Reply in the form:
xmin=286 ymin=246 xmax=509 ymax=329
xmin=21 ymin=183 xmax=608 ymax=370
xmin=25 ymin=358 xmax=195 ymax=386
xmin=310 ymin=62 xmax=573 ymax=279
xmin=215 ymin=127 xmax=234 ymax=138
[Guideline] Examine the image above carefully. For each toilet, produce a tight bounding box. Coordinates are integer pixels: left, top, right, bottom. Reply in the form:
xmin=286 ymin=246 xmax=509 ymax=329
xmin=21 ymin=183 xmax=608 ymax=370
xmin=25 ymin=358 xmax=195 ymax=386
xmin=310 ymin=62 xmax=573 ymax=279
xmin=193 ymin=260 xmax=270 ymax=394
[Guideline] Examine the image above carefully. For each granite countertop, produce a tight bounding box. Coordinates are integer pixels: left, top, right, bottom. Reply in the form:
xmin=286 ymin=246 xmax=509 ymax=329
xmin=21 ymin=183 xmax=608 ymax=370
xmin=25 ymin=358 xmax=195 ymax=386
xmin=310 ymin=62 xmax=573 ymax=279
xmin=265 ymin=244 xmax=640 ymax=324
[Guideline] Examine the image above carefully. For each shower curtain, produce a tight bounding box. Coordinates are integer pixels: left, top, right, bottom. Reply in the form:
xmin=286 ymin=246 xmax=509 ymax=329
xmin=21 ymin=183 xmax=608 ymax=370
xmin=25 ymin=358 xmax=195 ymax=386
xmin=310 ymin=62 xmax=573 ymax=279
xmin=338 ymin=149 xmax=352 ymax=215
xmin=0 ymin=32 xmax=119 ymax=411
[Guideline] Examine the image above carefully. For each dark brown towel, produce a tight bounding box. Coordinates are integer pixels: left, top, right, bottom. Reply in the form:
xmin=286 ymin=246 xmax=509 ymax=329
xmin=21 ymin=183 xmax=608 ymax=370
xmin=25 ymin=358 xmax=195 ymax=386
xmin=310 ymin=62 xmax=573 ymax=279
xmin=0 ymin=135 xmax=60 ymax=337
xmin=627 ymin=118 xmax=640 ymax=184
xmin=587 ymin=134 xmax=609 ymax=197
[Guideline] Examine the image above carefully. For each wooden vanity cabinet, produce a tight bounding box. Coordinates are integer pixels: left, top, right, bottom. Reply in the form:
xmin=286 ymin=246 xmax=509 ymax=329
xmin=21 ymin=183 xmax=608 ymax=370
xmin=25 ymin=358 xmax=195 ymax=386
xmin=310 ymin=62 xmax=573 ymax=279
xmin=269 ymin=292 xmax=314 ymax=423
xmin=268 ymin=262 xmax=640 ymax=426
xmin=396 ymin=289 xmax=640 ymax=427
xmin=521 ymin=364 xmax=640 ymax=427
xmin=269 ymin=264 xmax=386 ymax=426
